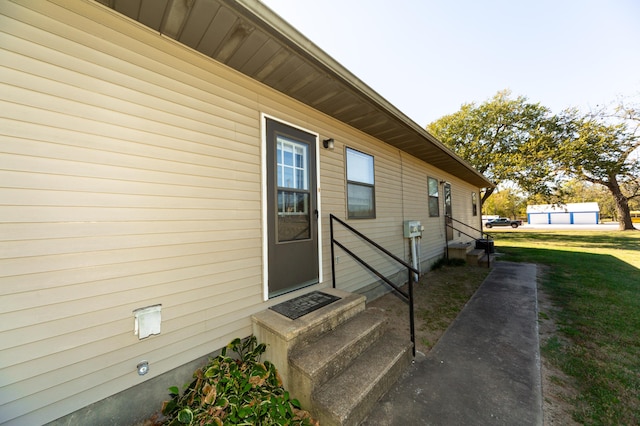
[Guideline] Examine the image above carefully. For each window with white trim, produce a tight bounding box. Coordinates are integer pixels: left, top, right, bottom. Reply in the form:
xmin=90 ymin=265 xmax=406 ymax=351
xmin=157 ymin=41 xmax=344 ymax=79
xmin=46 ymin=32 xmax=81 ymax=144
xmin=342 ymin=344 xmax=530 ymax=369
xmin=346 ymin=147 xmax=375 ymax=219
xmin=428 ymin=177 xmax=439 ymax=217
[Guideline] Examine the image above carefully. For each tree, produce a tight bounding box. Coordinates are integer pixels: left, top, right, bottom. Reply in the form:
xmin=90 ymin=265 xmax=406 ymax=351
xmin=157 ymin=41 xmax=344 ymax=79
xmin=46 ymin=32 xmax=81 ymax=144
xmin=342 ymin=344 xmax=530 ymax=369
xmin=554 ymin=102 xmax=640 ymax=230
xmin=559 ymin=179 xmax=617 ymax=221
xmin=482 ymin=188 xmax=526 ymax=219
xmin=429 ymin=90 xmax=639 ymax=230
xmin=427 ymin=90 xmax=559 ymax=205
xmin=527 ymin=179 xmax=618 ymax=221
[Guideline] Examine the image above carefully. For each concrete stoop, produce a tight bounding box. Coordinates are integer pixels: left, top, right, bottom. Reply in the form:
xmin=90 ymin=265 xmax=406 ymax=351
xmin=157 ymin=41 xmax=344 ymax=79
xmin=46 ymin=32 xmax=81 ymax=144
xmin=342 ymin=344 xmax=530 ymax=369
xmin=447 ymin=241 xmax=473 ymax=261
xmin=448 ymin=241 xmax=495 ymax=266
xmin=252 ymin=287 xmax=412 ymax=426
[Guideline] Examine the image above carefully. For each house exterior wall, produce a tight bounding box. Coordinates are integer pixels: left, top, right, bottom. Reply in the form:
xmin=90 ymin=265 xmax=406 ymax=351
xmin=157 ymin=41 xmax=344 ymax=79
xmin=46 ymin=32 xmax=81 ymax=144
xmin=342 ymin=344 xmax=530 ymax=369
xmin=0 ymin=1 xmax=485 ymax=424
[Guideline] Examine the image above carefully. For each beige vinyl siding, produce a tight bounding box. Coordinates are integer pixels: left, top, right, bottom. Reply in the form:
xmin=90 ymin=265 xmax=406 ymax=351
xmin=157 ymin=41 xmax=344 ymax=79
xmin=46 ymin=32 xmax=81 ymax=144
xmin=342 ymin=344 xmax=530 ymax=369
xmin=318 ymin=138 xmax=407 ymax=294
xmin=400 ymin=153 xmax=445 ymax=265
xmin=447 ymin=177 xmax=482 ymax=240
xmin=0 ymin=1 xmax=486 ymax=424
xmin=1 ymin=1 xmax=267 ymax=424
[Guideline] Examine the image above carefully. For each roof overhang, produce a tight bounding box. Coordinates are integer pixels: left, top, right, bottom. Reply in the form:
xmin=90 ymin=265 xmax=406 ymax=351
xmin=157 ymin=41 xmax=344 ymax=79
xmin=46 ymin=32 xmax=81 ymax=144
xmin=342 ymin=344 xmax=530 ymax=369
xmin=93 ymin=0 xmax=494 ymax=188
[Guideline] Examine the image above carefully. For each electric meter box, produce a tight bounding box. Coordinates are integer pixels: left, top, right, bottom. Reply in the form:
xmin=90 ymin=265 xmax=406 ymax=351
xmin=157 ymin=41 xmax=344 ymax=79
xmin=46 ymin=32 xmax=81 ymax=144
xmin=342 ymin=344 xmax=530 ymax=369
xmin=403 ymin=220 xmax=422 ymax=238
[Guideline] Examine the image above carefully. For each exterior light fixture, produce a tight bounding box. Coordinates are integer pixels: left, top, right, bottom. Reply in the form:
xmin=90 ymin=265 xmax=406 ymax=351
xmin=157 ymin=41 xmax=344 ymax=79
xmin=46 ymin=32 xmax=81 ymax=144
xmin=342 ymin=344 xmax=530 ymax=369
xmin=322 ymin=138 xmax=334 ymax=149
xmin=137 ymin=360 xmax=149 ymax=376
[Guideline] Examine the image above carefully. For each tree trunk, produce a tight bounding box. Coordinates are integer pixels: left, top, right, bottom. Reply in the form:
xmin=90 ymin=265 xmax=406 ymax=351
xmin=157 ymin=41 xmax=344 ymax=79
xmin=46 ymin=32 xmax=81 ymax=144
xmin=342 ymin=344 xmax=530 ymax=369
xmin=608 ymin=179 xmax=636 ymax=230
xmin=481 ymin=187 xmax=495 ymax=206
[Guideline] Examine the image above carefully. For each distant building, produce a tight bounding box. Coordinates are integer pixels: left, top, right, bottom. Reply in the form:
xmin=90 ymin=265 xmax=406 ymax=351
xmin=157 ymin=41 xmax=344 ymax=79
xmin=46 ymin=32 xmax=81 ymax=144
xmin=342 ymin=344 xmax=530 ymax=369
xmin=526 ymin=203 xmax=600 ymax=225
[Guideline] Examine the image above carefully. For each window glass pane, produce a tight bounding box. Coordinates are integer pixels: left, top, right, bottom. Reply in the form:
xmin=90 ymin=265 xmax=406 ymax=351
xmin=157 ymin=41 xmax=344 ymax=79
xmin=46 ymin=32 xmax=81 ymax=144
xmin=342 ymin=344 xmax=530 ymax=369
xmin=278 ymin=190 xmax=310 ymax=241
xmin=295 ymin=147 xmax=304 ymax=168
xmin=428 ymin=177 xmax=439 ymax=217
xmin=283 ymin=146 xmax=293 ymax=166
xmin=347 ymin=183 xmax=374 ymax=218
xmin=277 ymin=136 xmax=308 ymax=190
xmin=429 ymin=197 xmax=439 ymax=217
xmin=278 ymin=190 xmax=309 ymax=214
xmin=346 ymin=148 xmax=374 ymax=184
xmin=428 ymin=177 xmax=439 ymax=196
xmin=296 ymin=169 xmax=304 ymax=189
xmin=283 ymin=167 xmax=293 ymax=188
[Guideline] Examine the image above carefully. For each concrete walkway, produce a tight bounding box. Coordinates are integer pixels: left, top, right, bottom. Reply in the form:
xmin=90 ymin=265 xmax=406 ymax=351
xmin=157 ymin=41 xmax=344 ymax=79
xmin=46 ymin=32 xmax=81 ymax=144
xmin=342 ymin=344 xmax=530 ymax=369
xmin=362 ymin=262 xmax=542 ymax=426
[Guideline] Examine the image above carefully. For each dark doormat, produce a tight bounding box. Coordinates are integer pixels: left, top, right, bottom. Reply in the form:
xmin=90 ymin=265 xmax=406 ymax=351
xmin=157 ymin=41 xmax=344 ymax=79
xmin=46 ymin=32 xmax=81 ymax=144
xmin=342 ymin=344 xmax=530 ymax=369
xmin=269 ymin=291 xmax=341 ymax=320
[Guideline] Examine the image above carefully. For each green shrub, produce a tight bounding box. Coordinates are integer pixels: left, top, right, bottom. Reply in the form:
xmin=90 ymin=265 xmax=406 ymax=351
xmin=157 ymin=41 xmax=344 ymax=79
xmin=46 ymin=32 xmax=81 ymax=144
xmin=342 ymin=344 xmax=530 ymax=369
xmin=161 ymin=336 xmax=317 ymax=425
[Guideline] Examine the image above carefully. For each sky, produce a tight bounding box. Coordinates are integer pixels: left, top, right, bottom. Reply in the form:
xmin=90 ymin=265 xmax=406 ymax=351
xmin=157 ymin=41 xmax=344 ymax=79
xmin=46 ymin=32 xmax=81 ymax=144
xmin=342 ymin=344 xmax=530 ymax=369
xmin=260 ymin=0 xmax=640 ymax=127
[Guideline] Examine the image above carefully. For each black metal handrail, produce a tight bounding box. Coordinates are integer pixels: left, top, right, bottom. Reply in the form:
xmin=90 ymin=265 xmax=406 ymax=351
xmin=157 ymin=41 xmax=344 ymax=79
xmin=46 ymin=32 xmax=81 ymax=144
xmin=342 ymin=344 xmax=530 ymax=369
xmin=330 ymin=214 xmax=417 ymax=356
xmin=444 ymin=215 xmax=493 ymax=268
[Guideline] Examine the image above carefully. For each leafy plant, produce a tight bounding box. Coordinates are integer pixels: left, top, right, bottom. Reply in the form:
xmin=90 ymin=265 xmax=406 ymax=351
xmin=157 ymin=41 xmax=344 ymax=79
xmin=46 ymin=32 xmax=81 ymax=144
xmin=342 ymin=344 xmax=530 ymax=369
xmin=161 ymin=336 xmax=317 ymax=425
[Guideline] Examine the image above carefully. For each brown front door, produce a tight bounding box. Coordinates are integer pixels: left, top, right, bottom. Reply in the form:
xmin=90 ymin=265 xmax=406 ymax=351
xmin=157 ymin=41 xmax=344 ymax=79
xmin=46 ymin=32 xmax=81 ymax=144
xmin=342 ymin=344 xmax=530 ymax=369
xmin=266 ymin=118 xmax=319 ymax=297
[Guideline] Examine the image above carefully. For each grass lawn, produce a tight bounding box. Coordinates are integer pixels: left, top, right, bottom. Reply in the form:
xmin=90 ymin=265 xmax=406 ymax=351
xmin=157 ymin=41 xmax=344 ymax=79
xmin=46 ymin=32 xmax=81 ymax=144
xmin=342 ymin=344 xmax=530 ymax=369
xmin=492 ymin=229 xmax=640 ymax=425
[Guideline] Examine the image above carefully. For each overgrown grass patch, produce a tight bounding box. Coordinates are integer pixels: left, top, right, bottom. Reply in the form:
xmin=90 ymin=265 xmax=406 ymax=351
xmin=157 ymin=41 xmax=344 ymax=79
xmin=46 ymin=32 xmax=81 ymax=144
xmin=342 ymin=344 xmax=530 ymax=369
xmin=493 ymin=230 xmax=640 ymax=424
xmin=369 ymin=261 xmax=489 ymax=354
xmin=414 ymin=263 xmax=489 ymax=351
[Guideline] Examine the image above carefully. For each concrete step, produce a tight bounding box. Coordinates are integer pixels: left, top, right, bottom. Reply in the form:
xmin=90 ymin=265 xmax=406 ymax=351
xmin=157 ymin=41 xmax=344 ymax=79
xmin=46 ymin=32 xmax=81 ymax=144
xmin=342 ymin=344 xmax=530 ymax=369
xmin=288 ymin=309 xmax=387 ymax=409
xmin=478 ymin=253 xmax=497 ymax=267
xmin=311 ymin=332 xmax=413 ymax=426
xmin=466 ymin=248 xmax=486 ymax=266
xmin=252 ymin=288 xmax=366 ymax=389
xmin=447 ymin=241 xmax=473 ymax=260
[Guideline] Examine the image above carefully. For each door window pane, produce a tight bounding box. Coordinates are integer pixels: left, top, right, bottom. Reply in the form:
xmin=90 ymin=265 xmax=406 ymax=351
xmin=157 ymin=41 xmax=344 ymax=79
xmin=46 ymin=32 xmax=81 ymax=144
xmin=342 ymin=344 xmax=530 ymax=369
xmin=277 ymin=136 xmax=308 ymax=190
xmin=277 ymin=136 xmax=310 ymax=241
xmin=278 ymin=190 xmax=310 ymax=241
